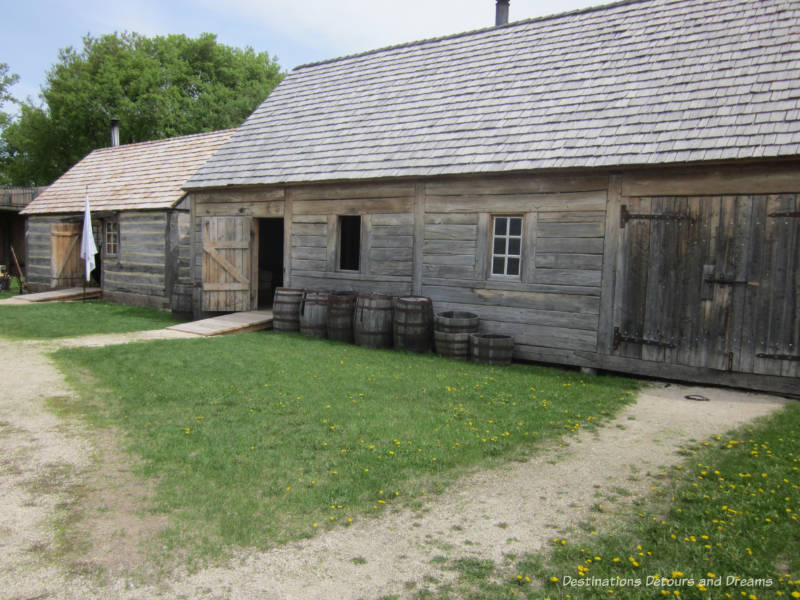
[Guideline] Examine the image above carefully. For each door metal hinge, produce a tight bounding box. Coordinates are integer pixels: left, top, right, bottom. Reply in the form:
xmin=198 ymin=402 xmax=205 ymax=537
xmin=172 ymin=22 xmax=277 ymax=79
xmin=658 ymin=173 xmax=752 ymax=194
xmin=756 ymin=353 xmax=800 ymax=362
xmin=768 ymin=211 xmax=800 ymax=218
xmin=613 ymin=327 xmax=677 ymax=351
xmin=620 ymin=205 xmax=693 ymax=229
xmin=703 ymin=277 xmax=758 ymax=286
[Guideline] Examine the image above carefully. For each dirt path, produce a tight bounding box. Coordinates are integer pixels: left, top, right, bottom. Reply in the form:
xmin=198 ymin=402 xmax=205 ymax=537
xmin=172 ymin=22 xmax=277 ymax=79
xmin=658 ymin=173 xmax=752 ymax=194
xmin=0 ymin=333 xmax=788 ymax=600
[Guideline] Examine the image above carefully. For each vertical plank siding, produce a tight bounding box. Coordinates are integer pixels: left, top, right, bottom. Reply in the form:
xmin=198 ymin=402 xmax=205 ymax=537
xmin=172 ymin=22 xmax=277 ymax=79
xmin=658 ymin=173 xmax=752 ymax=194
xmin=201 ymin=215 xmax=253 ymax=312
xmin=611 ymin=192 xmax=800 ymax=388
xmin=188 ymin=165 xmax=800 ymax=394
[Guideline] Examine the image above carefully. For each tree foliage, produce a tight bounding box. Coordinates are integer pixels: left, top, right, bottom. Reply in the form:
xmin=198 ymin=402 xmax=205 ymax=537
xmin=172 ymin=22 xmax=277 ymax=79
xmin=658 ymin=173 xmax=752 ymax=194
xmin=1 ymin=32 xmax=283 ymax=185
xmin=0 ymin=63 xmax=20 ymax=184
xmin=0 ymin=63 xmax=18 ymax=127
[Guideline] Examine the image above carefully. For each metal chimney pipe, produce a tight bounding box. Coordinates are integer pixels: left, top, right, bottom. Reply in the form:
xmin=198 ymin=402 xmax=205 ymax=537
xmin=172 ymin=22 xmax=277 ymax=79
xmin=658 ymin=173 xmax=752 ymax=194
xmin=495 ymin=0 xmax=509 ymax=25
xmin=110 ymin=118 xmax=120 ymax=147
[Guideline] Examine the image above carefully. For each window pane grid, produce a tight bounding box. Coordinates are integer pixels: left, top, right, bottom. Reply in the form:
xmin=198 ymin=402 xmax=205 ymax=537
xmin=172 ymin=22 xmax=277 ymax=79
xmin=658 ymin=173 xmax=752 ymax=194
xmin=104 ymin=222 xmax=119 ymax=257
xmin=491 ymin=216 xmax=522 ymax=277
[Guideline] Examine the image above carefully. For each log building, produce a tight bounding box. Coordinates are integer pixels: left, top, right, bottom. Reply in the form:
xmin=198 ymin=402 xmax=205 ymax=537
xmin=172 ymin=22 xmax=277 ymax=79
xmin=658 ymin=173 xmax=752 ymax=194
xmin=184 ymin=0 xmax=799 ymax=395
xmin=22 ymin=129 xmax=234 ymax=313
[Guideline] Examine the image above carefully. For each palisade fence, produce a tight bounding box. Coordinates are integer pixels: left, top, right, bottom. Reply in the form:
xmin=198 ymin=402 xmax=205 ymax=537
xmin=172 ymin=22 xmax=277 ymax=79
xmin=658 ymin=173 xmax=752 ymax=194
xmin=0 ymin=187 xmax=47 ymax=209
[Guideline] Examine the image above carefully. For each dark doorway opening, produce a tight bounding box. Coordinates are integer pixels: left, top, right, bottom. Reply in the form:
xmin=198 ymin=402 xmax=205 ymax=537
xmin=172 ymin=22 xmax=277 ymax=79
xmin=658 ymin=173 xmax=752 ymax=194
xmin=338 ymin=215 xmax=361 ymax=271
xmin=90 ymin=223 xmax=101 ymax=286
xmin=258 ymin=218 xmax=284 ymax=307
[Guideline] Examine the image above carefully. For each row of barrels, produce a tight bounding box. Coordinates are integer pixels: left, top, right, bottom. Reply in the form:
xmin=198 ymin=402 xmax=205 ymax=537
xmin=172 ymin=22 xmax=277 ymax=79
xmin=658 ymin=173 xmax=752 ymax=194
xmin=272 ymin=288 xmax=513 ymax=365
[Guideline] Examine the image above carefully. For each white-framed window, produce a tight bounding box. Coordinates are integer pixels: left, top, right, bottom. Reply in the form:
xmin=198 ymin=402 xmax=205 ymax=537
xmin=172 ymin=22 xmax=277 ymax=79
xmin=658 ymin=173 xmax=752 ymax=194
xmin=338 ymin=215 xmax=361 ymax=271
xmin=104 ymin=221 xmax=119 ymax=257
xmin=491 ymin=215 xmax=522 ymax=277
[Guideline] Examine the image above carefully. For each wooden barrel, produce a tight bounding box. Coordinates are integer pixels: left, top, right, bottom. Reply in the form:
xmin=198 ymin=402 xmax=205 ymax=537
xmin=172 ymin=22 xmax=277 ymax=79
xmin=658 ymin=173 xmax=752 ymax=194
xmin=354 ymin=294 xmax=394 ymax=349
xmin=470 ymin=333 xmax=514 ymax=365
xmin=394 ymin=296 xmax=434 ymax=353
xmin=327 ymin=291 xmax=356 ymax=342
xmin=434 ymin=311 xmax=479 ymax=334
xmin=434 ymin=330 xmax=472 ymax=360
xmin=300 ymin=290 xmax=329 ymax=338
xmin=434 ymin=311 xmax=479 ymax=360
xmin=273 ymin=287 xmax=304 ymax=332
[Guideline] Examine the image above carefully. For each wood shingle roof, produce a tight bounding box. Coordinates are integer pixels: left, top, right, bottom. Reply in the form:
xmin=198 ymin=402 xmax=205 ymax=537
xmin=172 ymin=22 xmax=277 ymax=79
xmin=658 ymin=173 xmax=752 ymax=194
xmin=22 ymin=129 xmax=235 ymax=215
xmin=186 ymin=0 xmax=800 ymax=189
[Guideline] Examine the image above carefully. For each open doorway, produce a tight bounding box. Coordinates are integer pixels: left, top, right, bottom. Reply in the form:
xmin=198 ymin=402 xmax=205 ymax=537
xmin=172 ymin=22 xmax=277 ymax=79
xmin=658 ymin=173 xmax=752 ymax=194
xmin=257 ymin=218 xmax=284 ymax=307
xmin=90 ymin=223 xmax=102 ymax=285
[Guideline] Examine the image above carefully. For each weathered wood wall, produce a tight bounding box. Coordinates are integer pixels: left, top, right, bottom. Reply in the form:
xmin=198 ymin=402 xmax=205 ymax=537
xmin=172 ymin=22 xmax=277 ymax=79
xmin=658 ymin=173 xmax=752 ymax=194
xmin=25 ymin=210 xmax=188 ymax=311
xmin=102 ymin=212 xmax=168 ymax=306
xmin=594 ymin=163 xmax=800 ymax=394
xmin=25 ymin=216 xmax=64 ymax=290
xmin=418 ymin=175 xmax=608 ymax=365
xmin=289 ymin=183 xmax=416 ymax=296
xmin=169 ymin=199 xmax=193 ymax=314
xmin=189 ymin=190 xmax=286 ymax=312
xmin=189 ymin=161 xmax=800 ymax=395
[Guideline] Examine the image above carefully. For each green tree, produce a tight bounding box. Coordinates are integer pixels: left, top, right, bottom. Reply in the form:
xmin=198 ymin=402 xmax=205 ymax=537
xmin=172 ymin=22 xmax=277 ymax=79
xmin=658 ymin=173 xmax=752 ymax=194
xmin=0 ymin=63 xmax=20 ymax=184
xmin=0 ymin=63 xmax=18 ymax=127
xmin=1 ymin=32 xmax=283 ymax=185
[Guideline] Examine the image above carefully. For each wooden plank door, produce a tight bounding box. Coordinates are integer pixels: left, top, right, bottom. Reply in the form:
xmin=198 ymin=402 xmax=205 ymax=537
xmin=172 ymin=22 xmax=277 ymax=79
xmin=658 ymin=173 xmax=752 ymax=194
xmin=613 ymin=197 xmax=698 ymax=365
xmin=744 ymin=195 xmax=800 ymax=379
xmin=50 ymin=222 xmax=82 ymax=288
xmin=613 ymin=194 xmax=800 ymax=378
xmin=201 ymin=216 xmax=256 ymax=312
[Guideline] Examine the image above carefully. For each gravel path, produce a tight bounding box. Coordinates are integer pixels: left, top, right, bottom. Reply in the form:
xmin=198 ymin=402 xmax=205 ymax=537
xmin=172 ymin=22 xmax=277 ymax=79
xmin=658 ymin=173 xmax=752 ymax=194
xmin=0 ymin=332 xmax=788 ymax=600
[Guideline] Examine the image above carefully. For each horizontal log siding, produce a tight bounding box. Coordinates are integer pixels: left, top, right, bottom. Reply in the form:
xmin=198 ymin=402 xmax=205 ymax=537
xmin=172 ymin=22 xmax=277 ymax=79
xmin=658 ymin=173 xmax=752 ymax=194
xmin=103 ymin=212 xmax=168 ymax=306
xmin=25 ymin=216 xmax=63 ymax=287
xmin=288 ymin=185 xmax=415 ymax=296
xmin=421 ymin=184 xmax=608 ymax=361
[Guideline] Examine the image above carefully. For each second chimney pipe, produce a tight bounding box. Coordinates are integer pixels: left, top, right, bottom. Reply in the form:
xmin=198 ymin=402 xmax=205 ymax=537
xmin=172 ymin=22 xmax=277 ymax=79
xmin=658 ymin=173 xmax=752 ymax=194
xmin=496 ymin=0 xmax=509 ymax=26
xmin=110 ymin=118 xmax=120 ymax=147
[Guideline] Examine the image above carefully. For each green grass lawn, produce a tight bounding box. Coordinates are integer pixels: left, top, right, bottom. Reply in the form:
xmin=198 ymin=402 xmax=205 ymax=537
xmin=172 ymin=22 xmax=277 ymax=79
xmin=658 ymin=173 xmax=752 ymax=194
xmin=0 ymin=300 xmax=181 ymax=338
xmin=415 ymin=403 xmax=800 ymax=600
xmin=53 ymin=332 xmax=640 ymax=560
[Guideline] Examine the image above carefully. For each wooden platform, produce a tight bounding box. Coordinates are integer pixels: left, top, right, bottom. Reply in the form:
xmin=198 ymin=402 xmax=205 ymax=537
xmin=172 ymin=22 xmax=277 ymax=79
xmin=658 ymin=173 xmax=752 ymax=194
xmin=15 ymin=287 xmax=103 ymax=303
xmin=167 ymin=310 xmax=273 ymax=336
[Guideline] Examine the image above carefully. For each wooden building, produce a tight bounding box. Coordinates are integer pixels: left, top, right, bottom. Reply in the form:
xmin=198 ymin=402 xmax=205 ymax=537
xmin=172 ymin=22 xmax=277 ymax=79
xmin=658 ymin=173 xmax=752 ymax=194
xmin=22 ymin=130 xmax=234 ymax=313
xmin=184 ymin=0 xmax=799 ymax=395
xmin=1 ymin=187 xmax=46 ymax=273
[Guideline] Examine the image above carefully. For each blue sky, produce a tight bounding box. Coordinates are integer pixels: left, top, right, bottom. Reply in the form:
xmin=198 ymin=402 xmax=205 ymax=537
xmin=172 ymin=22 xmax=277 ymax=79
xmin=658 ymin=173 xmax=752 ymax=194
xmin=2 ymin=0 xmax=601 ymax=113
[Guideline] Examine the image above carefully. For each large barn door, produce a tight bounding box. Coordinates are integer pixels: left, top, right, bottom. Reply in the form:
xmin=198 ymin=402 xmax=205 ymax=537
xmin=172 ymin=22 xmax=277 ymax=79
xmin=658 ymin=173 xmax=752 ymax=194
xmin=201 ymin=216 xmax=255 ymax=312
xmin=746 ymin=195 xmax=800 ymax=379
xmin=613 ymin=195 xmax=799 ymax=378
xmin=50 ymin=222 xmax=82 ymax=288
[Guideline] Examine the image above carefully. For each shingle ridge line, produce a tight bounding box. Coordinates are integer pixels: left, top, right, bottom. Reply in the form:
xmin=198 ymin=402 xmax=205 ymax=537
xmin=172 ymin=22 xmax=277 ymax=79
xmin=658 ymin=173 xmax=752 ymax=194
xmin=89 ymin=128 xmax=236 ymax=156
xmin=292 ymin=0 xmax=660 ymax=71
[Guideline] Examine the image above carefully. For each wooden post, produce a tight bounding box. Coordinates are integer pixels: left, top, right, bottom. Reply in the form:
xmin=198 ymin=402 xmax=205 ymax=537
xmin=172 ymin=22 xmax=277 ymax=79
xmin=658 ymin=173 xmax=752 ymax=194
xmin=10 ymin=245 xmax=26 ymax=294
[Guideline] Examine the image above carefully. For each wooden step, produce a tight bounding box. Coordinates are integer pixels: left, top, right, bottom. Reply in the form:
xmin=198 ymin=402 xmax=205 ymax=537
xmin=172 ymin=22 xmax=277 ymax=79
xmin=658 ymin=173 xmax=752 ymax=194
xmin=16 ymin=287 xmax=103 ymax=303
xmin=167 ymin=310 xmax=273 ymax=336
